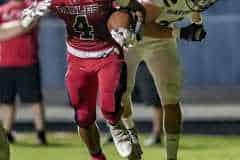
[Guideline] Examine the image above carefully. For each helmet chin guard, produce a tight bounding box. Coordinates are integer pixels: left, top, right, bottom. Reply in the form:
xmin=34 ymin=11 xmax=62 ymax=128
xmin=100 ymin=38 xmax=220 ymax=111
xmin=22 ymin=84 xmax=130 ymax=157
xmin=185 ymin=0 xmax=219 ymax=12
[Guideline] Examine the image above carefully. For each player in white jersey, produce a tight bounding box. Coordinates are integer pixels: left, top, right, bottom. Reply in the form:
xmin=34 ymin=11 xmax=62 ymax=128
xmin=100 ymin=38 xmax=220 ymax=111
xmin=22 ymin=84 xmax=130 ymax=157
xmin=120 ymin=0 xmax=219 ymax=160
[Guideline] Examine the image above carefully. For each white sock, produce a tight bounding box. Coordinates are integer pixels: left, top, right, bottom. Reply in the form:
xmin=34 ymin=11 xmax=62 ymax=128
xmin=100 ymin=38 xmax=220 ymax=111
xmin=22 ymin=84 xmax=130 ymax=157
xmin=121 ymin=116 xmax=135 ymax=130
xmin=165 ymin=133 xmax=180 ymax=160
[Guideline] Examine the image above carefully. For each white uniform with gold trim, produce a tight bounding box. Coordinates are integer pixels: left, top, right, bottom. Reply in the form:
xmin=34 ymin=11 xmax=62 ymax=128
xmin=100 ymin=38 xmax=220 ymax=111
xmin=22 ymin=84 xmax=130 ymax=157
xmin=123 ymin=0 xmax=196 ymax=105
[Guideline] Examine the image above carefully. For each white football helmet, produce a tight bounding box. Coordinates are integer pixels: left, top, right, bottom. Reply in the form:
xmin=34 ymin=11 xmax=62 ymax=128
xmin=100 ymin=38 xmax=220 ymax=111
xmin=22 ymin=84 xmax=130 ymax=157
xmin=185 ymin=0 xmax=219 ymax=12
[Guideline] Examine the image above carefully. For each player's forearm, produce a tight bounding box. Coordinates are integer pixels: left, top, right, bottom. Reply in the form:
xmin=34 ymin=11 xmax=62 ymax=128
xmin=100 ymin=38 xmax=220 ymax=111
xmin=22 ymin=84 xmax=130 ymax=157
xmin=144 ymin=22 xmax=174 ymax=39
xmin=0 ymin=20 xmax=26 ymax=41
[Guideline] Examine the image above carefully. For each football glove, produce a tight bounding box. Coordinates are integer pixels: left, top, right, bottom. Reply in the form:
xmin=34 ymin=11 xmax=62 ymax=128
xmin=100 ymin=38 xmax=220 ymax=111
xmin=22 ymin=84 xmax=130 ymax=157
xmin=21 ymin=0 xmax=51 ymax=28
xmin=110 ymin=27 xmax=137 ymax=48
xmin=179 ymin=23 xmax=207 ymax=41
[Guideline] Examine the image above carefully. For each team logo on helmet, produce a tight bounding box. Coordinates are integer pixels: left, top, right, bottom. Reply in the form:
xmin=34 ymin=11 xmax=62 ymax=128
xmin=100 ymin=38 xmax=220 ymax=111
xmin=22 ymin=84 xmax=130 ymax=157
xmin=185 ymin=0 xmax=219 ymax=12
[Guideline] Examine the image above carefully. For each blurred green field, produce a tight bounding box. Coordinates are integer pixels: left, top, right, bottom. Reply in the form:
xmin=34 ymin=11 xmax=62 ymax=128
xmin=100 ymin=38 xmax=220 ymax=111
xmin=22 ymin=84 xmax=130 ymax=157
xmin=10 ymin=133 xmax=240 ymax=160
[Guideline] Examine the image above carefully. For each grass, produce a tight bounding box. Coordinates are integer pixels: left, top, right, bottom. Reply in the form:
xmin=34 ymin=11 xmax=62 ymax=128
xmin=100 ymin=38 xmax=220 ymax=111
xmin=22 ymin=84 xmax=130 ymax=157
xmin=10 ymin=133 xmax=240 ymax=160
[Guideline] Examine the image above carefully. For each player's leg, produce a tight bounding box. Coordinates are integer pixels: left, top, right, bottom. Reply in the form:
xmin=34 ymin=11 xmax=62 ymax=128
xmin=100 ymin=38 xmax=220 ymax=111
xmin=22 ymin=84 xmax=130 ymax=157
xmin=102 ymin=53 xmax=138 ymax=143
xmin=66 ymin=63 xmax=105 ymax=160
xmin=103 ymin=50 xmax=140 ymax=151
xmin=31 ymin=102 xmax=47 ymax=144
xmin=148 ymin=106 xmax=163 ymax=144
xmin=0 ymin=68 xmax=17 ymax=143
xmin=145 ymin=40 xmax=182 ymax=160
xmin=97 ymin=55 xmax=132 ymax=158
xmin=121 ymin=47 xmax=143 ymax=160
xmin=135 ymin=62 xmax=163 ymax=146
xmin=78 ymin=123 xmax=105 ymax=160
xmin=1 ymin=104 xmax=16 ymax=143
xmin=121 ymin=47 xmax=141 ymax=129
xmin=0 ymin=123 xmax=10 ymax=160
xmin=17 ymin=64 xmax=47 ymax=144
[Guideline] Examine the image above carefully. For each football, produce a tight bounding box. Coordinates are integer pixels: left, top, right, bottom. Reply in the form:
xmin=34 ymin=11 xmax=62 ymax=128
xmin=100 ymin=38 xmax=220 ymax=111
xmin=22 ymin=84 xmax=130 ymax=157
xmin=141 ymin=1 xmax=161 ymax=23
xmin=107 ymin=10 xmax=131 ymax=32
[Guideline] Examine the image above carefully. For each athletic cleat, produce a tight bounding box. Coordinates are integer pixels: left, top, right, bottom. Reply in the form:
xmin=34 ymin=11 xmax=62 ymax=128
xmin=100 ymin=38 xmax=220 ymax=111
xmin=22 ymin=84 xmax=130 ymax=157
xmin=109 ymin=121 xmax=132 ymax=158
xmin=127 ymin=128 xmax=143 ymax=160
xmin=6 ymin=132 xmax=16 ymax=144
xmin=36 ymin=130 xmax=48 ymax=145
xmin=144 ymin=133 xmax=161 ymax=146
xmin=127 ymin=128 xmax=140 ymax=145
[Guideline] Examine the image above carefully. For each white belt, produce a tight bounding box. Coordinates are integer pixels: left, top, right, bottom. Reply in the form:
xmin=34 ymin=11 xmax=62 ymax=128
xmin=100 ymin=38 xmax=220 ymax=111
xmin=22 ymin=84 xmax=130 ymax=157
xmin=67 ymin=43 xmax=120 ymax=58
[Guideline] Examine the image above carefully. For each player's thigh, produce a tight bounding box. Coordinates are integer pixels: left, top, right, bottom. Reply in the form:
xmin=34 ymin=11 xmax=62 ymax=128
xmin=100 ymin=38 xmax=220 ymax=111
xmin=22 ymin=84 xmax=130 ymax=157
xmin=65 ymin=65 xmax=97 ymax=108
xmin=65 ymin=66 xmax=98 ymax=127
xmin=145 ymin=44 xmax=182 ymax=105
xmin=135 ymin=62 xmax=161 ymax=106
xmin=0 ymin=68 xmax=17 ymax=104
xmin=98 ymin=57 xmax=126 ymax=113
xmin=16 ymin=64 xmax=43 ymax=103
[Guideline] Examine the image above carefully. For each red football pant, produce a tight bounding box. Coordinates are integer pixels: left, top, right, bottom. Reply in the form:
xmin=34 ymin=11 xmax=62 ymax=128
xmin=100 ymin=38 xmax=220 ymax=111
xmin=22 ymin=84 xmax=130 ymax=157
xmin=66 ymin=53 xmax=126 ymax=128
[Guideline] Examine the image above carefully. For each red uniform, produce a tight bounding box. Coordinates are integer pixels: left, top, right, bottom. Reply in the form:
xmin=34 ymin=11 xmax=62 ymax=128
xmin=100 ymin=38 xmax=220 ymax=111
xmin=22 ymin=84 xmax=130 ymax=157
xmin=51 ymin=0 xmax=125 ymax=127
xmin=0 ymin=0 xmax=38 ymax=67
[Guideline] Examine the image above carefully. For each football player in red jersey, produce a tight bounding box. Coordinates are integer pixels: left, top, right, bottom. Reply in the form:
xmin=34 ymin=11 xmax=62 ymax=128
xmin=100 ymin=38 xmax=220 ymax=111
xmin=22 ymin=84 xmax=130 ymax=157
xmin=0 ymin=0 xmax=48 ymax=145
xmin=22 ymin=0 xmax=145 ymax=159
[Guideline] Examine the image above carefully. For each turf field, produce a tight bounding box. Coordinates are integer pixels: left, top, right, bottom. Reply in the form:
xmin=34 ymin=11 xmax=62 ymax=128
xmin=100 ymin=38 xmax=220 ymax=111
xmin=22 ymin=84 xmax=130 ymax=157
xmin=10 ymin=133 xmax=240 ymax=160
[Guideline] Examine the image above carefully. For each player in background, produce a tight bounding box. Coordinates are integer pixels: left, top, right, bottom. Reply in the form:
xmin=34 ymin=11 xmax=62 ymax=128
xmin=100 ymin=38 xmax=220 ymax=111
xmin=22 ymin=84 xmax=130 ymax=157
xmin=134 ymin=62 xmax=163 ymax=146
xmin=0 ymin=2 xmax=41 ymax=158
xmin=0 ymin=0 xmax=48 ymax=145
xmin=22 ymin=0 xmax=145 ymax=159
xmin=120 ymin=0 xmax=219 ymax=160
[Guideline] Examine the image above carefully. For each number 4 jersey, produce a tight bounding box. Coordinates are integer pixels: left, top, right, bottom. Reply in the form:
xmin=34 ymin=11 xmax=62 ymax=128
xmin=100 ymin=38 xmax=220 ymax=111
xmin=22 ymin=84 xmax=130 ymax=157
xmin=50 ymin=0 xmax=118 ymax=56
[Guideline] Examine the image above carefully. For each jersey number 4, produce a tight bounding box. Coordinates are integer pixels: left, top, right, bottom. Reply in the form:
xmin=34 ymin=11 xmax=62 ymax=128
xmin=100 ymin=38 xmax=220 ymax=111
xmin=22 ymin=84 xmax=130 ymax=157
xmin=73 ymin=15 xmax=94 ymax=40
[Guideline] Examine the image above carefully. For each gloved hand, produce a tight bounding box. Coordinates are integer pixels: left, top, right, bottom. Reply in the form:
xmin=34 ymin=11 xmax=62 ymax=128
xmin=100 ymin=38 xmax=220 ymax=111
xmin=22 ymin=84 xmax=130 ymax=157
xmin=173 ymin=23 xmax=207 ymax=41
xmin=21 ymin=0 xmax=51 ymax=28
xmin=110 ymin=27 xmax=137 ymax=48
